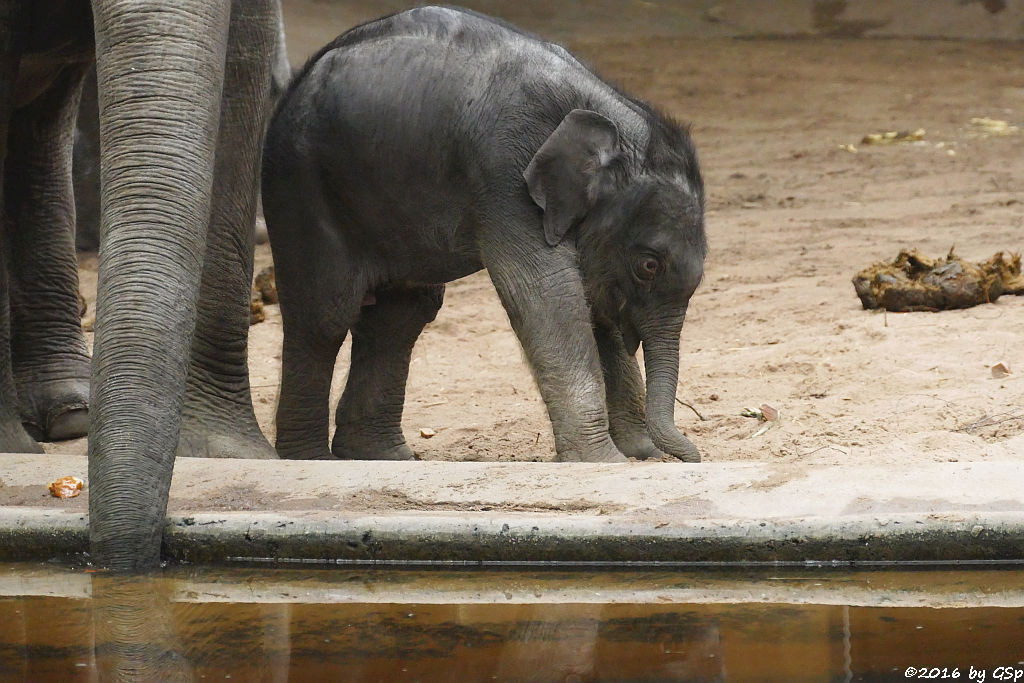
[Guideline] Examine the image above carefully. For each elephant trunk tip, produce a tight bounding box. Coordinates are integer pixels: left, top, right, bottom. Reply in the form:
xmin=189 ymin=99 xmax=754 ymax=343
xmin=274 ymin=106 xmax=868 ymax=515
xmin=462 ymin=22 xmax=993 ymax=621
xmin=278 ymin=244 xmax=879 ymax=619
xmin=648 ymin=421 xmax=701 ymax=463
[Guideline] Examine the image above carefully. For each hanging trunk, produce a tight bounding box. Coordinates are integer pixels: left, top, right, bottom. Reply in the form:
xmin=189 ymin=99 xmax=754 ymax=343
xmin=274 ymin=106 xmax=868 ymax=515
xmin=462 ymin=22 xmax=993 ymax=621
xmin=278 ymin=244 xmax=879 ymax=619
xmin=641 ymin=316 xmax=700 ymax=462
xmin=87 ymin=0 xmax=232 ymax=570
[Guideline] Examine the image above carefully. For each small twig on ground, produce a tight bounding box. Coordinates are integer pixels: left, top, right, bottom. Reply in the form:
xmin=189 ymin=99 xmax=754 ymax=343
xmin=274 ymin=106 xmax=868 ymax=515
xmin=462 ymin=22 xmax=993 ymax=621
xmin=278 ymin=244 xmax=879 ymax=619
xmin=675 ymin=397 xmax=707 ymax=421
xmin=800 ymin=445 xmax=850 ymax=457
xmin=955 ymin=410 xmax=1024 ymax=434
xmin=747 ymin=421 xmax=773 ymax=439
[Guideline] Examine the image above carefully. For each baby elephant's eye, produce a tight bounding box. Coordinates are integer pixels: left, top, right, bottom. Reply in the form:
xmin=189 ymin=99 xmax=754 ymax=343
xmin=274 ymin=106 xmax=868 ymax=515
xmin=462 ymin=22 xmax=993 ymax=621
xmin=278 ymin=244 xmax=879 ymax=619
xmin=638 ymin=257 xmax=660 ymax=279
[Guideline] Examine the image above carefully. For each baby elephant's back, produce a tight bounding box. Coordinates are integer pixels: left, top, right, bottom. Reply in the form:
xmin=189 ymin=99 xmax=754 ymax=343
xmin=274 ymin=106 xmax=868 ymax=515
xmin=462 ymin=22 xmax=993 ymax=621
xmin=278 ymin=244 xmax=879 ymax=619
xmin=267 ymin=6 xmax=583 ymax=191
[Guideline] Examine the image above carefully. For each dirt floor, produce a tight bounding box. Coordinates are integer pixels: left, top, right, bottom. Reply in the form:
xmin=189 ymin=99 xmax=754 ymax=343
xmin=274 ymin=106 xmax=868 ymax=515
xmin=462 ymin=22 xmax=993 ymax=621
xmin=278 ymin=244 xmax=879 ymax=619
xmin=57 ymin=2 xmax=1024 ymax=466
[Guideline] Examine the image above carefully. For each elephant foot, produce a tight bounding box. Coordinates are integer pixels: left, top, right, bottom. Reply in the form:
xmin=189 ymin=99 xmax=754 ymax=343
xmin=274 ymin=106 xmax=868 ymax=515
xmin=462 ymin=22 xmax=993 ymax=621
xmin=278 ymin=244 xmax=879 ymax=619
xmin=331 ymin=434 xmax=416 ymax=461
xmin=279 ymin=448 xmax=339 ymax=461
xmin=555 ymin=440 xmax=628 ymax=463
xmin=0 ymin=413 xmax=45 ymax=453
xmin=177 ymin=421 xmax=278 ymax=460
xmin=274 ymin=434 xmax=338 ymax=460
xmin=18 ymin=377 xmax=90 ymax=442
xmin=178 ymin=387 xmax=277 ymax=459
xmin=28 ymin=407 xmax=90 ymax=443
xmin=612 ymin=431 xmax=668 ymax=461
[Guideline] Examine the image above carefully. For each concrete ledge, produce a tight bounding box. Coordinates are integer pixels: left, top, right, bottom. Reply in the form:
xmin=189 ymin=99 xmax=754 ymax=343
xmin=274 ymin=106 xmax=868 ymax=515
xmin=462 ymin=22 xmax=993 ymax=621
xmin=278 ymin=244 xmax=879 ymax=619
xmin=1 ymin=454 xmax=1023 ymax=565
xmin=0 ymin=507 xmax=88 ymax=561
xmin=164 ymin=509 xmax=1024 ymax=565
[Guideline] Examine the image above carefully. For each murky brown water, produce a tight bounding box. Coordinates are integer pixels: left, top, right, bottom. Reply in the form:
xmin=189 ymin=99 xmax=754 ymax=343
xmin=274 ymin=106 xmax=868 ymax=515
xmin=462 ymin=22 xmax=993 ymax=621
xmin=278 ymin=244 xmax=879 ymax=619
xmin=1 ymin=564 xmax=1023 ymax=681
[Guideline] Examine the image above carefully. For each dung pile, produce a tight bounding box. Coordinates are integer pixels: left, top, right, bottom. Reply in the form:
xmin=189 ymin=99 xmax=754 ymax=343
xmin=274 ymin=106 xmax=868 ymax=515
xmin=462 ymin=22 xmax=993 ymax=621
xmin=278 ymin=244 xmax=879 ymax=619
xmin=250 ymin=290 xmax=265 ymax=325
xmin=254 ymin=266 xmax=277 ymax=304
xmin=853 ymin=248 xmax=1024 ymax=312
xmin=249 ymin=267 xmax=278 ymax=325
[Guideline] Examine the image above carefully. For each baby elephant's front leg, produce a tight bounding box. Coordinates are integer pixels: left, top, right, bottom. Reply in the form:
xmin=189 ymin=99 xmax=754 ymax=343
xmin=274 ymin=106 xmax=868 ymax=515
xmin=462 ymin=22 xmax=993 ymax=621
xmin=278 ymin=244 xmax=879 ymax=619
xmin=486 ymin=246 xmax=626 ymax=463
xmin=594 ymin=324 xmax=668 ymax=461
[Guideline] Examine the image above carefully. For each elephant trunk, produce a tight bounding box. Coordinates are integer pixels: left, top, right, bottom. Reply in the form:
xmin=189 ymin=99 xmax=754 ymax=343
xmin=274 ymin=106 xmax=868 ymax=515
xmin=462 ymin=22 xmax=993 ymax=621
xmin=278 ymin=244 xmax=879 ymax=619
xmin=269 ymin=0 xmax=293 ymax=101
xmin=88 ymin=0 xmax=232 ymax=570
xmin=641 ymin=314 xmax=700 ymax=462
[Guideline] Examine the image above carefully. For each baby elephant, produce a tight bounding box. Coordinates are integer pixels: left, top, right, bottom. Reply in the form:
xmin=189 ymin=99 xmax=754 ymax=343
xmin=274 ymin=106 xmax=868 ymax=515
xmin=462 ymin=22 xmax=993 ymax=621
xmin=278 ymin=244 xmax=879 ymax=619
xmin=262 ymin=6 xmax=707 ymax=463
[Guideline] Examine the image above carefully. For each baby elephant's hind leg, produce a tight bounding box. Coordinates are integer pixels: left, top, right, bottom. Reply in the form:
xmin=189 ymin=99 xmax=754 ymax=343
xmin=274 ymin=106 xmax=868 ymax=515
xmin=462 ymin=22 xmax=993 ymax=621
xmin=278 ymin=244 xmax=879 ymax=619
xmin=332 ymin=285 xmax=444 ymax=460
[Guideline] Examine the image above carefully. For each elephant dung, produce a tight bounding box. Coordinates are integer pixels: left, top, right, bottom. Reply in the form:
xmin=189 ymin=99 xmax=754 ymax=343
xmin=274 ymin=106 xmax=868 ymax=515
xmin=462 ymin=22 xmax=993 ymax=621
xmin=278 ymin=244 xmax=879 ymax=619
xmin=852 ymin=247 xmax=1024 ymax=312
xmin=249 ymin=266 xmax=277 ymax=324
xmin=250 ymin=289 xmax=265 ymax=325
xmin=254 ymin=266 xmax=277 ymax=304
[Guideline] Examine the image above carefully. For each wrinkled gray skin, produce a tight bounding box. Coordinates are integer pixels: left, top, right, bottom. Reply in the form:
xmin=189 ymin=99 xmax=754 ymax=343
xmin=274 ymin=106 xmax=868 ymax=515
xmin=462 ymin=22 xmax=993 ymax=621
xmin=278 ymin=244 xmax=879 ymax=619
xmin=263 ymin=7 xmax=707 ymax=464
xmin=1 ymin=0 xmax=278 ymax=569
xmin=72 ymin=0 xmax=293 ymax=252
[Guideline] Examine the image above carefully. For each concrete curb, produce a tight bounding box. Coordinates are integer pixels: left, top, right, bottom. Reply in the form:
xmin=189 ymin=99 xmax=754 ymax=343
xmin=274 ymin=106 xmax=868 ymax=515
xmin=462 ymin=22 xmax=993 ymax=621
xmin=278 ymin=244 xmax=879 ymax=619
xmin=3 ymin=506 xmax=1024 ymax=565
xmin=163 ymin=510 xmax=1024 ymax=565
xmin=2 ymin=455 xmax=1024 ymax=565
xmin=0 ymin=507 xmax=88 ymax=561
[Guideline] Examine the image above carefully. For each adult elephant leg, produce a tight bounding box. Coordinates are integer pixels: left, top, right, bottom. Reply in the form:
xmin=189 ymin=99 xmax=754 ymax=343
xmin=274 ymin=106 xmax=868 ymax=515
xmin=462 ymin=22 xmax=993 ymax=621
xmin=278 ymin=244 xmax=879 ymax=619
xmin=7 ymin=63 xmax=92 ymax=442
xmin=593 ymin=324 xmax=666 ymax=461
xmin=88 ymin=0 xmax=232 ymax=569
xmin=0 ymin=52 xmax=39 ymax=453
xmin=0 ymin=235 xmax=39 ymax=452
xmin=332 ymin=285 xmax=445 ymax=461
xmin=178 ymin=0 xmax=277 ymax=460
xmin=72 ymin=65 xmax=100 ymax=253
xmin=0 ymin=192 xmax=41 ymax=451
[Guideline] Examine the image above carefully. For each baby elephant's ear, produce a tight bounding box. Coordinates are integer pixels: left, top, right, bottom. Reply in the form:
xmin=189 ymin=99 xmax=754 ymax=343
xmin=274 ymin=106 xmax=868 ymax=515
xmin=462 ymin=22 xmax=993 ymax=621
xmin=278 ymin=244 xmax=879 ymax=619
xmin=524 ymin=109 xmax=620 ymax=247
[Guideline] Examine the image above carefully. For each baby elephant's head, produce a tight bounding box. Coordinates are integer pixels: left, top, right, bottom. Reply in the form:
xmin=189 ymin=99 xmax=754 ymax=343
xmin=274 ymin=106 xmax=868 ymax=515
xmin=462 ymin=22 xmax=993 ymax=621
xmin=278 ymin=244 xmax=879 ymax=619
xmin=525 ymin=108 xmax=706 ymax=459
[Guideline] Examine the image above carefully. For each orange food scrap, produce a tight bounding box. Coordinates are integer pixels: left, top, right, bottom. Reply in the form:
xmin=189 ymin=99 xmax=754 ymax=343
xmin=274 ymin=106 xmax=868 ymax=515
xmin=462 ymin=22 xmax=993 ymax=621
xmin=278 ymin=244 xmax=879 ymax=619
xmin=48 ymin=476 xmax=84 ymax=499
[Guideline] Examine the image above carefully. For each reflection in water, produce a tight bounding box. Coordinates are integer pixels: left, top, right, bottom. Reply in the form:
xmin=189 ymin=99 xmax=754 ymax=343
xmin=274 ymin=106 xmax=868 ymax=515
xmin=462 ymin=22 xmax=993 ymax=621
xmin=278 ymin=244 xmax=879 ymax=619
xmin=91 ymin=575 xmax=194 ymax=680
xmin=0 ymin=566 xmax=1023 ymax=681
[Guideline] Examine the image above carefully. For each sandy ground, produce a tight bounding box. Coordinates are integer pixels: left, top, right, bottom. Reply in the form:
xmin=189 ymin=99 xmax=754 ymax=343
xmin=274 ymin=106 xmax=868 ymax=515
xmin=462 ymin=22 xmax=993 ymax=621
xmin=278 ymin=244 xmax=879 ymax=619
xmin=58 ymin=4 xmax=1024 ymax=467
